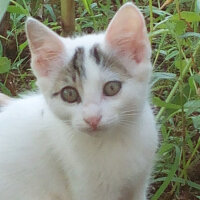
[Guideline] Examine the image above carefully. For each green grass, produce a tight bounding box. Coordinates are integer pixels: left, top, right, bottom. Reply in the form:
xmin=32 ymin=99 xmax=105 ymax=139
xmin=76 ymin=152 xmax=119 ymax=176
xmin=0 ymin=0 xmax=200 ymax=199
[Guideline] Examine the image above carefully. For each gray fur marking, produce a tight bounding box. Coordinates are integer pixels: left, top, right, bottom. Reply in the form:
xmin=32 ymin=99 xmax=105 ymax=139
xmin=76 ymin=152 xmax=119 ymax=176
xmin=90 ymin=45 xmax=131 ymax=79
xmin=90 ymin=45 xmax=101 ymax=65
xmin=90 ymin=44 xmax=131 ymax=79
xmin=51 ymin=48 xmax=86 ymax=98
xmin=52 ymin=45 xmax=131 ymax=98
xmin=72 ymin=47 xmax=85 ymax=78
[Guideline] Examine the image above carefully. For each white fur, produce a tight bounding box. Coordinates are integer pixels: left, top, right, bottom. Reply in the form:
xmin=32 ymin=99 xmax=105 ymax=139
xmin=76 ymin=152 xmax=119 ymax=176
xmin=0 ymin=93 xmax=11 ymax=106
xmin=0 ymin=94 xmax=157 ymax=200
xmin=0 ymin=3 xmax=158 ymax=200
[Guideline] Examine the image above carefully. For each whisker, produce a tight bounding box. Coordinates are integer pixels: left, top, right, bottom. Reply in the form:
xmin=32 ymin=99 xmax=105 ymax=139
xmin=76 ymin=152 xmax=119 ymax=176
xmin=119 ymin=113 xmax=139 ymax=116
xmin=119 ymin=119 xmax=136 ymax=125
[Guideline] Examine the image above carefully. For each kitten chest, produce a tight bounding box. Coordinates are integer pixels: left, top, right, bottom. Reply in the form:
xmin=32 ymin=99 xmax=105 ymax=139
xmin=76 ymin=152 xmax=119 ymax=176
xmin=66 ymin=134 xmax=150 ymax=200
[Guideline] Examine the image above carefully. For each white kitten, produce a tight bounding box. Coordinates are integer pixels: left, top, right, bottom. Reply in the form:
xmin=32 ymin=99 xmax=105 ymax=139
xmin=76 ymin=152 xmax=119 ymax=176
xmin=0 ymin=3 xmax=158 ymax=200
xmin=0 ymin=93 xmax=11 ymax=107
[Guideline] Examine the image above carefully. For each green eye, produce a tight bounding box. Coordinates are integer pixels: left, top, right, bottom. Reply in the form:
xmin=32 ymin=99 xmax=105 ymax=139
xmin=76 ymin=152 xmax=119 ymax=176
xmin=61 ymin=86 xmax=80 ymax=103
xmin=103 ymin=81 xmax=122 ymax=96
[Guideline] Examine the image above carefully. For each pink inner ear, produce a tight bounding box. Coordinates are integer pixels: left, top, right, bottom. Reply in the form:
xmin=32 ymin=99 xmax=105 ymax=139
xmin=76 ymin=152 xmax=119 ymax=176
xmin=108 ymin=33 xmax=147 ymax=63
xmin=26 ymin=18 xmax=65 ymax=77
xmin=105 ymin=3 xmax=150 ymax=63
xmin=30 ymin=37 xmax=65 ymax=77
xmin=33 ymin=46 xmax=64 ymax=77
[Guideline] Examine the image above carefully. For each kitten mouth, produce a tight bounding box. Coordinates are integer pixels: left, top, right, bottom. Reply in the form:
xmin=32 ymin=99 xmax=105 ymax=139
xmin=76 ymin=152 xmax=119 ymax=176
xmin=80 ymin=126 xmax=106 ymax=135
xmin=89 ymin=127 xmax=102 ymax=132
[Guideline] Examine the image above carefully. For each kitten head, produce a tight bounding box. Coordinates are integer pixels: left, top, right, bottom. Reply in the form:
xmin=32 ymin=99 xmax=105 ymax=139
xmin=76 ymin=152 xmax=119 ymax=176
xmin=26 ymin=3 xmax=152 ymax=135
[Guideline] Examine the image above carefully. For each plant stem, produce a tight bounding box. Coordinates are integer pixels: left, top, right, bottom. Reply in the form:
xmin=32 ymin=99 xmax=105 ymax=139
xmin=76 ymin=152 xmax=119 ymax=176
xmin=156 ymin=40 xmax=200 ymax=121
xmin=61 ymin=0 xmax=75 ymax=36
xmin=149 ymin=0 xmax=153 ymax=43
xmin=170 ymin=137 xmax=200 ymax=194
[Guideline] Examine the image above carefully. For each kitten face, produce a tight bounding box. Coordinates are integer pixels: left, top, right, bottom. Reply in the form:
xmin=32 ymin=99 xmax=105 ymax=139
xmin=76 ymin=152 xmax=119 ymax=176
xmin=42 ymin=38 xmax=148 ymax=135
xmin=26 ymin=3 xmax=152 ymax=135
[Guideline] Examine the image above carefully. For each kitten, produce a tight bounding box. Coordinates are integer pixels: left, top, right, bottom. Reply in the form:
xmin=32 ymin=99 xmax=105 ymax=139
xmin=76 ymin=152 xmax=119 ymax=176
xmin=0 ymin=93 xmax=11 ymax=112
xmin=0 ymin=2 xmax=158 ymax=200
xmin=0 ymin=93 xmax=11 ymax=106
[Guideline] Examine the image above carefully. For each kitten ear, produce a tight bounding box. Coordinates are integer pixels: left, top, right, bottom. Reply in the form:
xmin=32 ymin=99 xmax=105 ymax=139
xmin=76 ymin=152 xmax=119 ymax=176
xmin=26 ymin=17 xmax=65 ymax=77
xmin=105 ymin=3 xmax=151 ymax=63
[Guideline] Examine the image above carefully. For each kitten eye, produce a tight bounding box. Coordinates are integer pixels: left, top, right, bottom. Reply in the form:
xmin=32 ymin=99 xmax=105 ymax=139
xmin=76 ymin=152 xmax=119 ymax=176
xmin=103 ymin=81 xmax=121 ymax=96
xmin=61 ymin=86 xmax=80 ymax=103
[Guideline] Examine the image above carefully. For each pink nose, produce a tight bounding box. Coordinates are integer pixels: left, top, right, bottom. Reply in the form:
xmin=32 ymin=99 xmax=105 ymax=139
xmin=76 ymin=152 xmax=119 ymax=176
xmin=84 ymin=116 xmax=102 ymax=130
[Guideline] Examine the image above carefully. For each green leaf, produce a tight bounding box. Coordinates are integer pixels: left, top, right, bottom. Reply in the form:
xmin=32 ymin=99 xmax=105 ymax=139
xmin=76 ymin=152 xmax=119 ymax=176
xmin=180 ymin=32 xmax=200 ymax=38
xmin=151 ymin=145 xmax=181 ymax=200
xmin=196 ymin=0 xmax=200 ymax=13
xmin=184 ymin=100 xmax=200 ymax=115
xmin=19 ymin=41 xmax=28 ymax=52
xmin=171 ymin=11 xmax=200 ymax=22
xmin=194 ymin=74 xmax=200 ymax=84
xmin=149 ymin=29 xmax=169 ymax=38
xmin=151 ymin=72 xmax=176 ymax=86
xmin=158 ymin=143 xmax=173 ymax=155
xmin=0 ymin=57 xmax=11 ymax=74
xmin=0 ymin=83 xmax=12 ymax=96
xmin=12 ymin=57 xmax=27 ymax=69
xmin=7 ymin=5 xmax=28 ymax=15
xmin=0 ymin=0 xmax=10 ymax=21
xmin=153 ymin=97 xmax=181 ymax=110
xmin=188 ymin=76 xmax=196 ymax=93
xmin=44 ymin=4 xmax=56 ymax=22
xmin=81 ymin=0 xmax=93 ymax=15
xmin=191 ymin=116 xmax=200 ymax=129
xmin=174 ymin=20 xmax=187 ymax=35
xmin=165 ymin=50 xmax=179 ymax=60
xmin=187 ymin=180 xmax=200 ymax=190
xmin=175 ymin=59 xmax=188 ymax=73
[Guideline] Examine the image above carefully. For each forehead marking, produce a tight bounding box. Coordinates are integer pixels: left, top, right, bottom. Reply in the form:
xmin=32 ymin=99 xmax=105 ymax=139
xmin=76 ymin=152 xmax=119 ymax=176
xmin=90 ymin=44 xmax=131 ymax=79
xmin=90 ymin=45 xmax=101 ymax=65
xmin=72 ymin=47 xmax=85 ymax=77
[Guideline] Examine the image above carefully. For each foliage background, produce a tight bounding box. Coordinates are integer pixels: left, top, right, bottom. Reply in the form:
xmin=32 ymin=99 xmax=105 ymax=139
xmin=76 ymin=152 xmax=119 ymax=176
xmin=0 ymin=0 xmax=200 ymax=199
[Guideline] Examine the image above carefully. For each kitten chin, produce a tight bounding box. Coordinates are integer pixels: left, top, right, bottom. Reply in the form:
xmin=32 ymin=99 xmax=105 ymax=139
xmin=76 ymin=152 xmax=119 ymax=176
xmin=79 ymin=128 xmax=105 ymax=136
